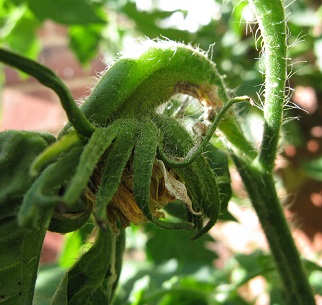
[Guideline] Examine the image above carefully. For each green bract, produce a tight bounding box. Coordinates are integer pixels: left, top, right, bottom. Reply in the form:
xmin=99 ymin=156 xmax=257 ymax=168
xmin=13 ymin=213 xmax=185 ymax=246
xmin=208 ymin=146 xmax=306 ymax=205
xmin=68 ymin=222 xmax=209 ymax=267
xmin=0 ymin=40 xmax=249 ymax=239
xmin=0 ymin=39 xmax=250 ymax=304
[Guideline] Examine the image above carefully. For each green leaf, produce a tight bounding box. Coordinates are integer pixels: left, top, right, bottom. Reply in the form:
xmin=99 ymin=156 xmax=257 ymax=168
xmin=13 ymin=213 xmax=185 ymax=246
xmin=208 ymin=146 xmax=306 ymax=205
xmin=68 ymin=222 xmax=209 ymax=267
xmin=58 ymin=231 xmax=83 ymax=269
xmin=27 ymin=0 xmax=106 ymax=25
xmin=233 ymin=250 xmax=276 ymax=287
xmin=0 ymin=130 xmax=55 ymax=204
xmin=309 ymin=270 xmax=322 ymax=295
xmin=158 ymin=289 xmax=208 ymax=305
xmin=0 ymin=131 xmax=57 ymax=305
xmin=34 ymin=264 xmax=66 ymax=305
xmin=51 ymin=227 xmax=113 ymax=304
xmin=303 ymin=157 xmax=322 ymax=181
xmin=5 ymin=8 xmax=40 ymax=57
xmin=68 ymin=24 xmax=105 ymax=64
xmin=145 ymin=223 xmax=217 ymax=266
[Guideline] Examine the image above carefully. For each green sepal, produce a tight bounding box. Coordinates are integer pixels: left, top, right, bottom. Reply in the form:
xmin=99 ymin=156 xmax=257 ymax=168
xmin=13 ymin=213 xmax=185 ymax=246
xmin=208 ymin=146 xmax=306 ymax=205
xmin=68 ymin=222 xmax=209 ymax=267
xmin=94 ymin=121 xmax=138 ymax=222
xmin=158 ymin=96 xmax=250 ymax=168
xmin=154 ymin=115 xmax=222 ymax=239
xmin=204 ymin=144 xmax=232 ymax=212
xmin=31 ymin=129 xmax=81 ymax=176
xmin=63 ymin=125 xmax=119 ymax=207
xmin=18 ymin=146 xmax=83 ymax=228
xmin=133 ymin=119 xmax=157 ymax=221
xmin=48 ymin=194 xmax=92 ymax=233
xmin=133 ymin=118 xmax=194 ymax=231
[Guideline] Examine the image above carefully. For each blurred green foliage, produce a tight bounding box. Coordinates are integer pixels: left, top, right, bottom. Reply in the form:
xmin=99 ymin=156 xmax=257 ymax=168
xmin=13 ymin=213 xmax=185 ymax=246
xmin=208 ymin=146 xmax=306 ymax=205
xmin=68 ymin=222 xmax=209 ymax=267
xmin=1 ymin=0 xmax=322 ymax=304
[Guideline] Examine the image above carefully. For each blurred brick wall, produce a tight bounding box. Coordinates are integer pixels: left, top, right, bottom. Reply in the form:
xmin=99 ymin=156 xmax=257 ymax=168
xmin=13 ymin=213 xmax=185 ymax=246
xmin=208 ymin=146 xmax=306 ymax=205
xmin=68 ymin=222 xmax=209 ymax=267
xmin=1 ymin=20 xmax=106 ymax=135
xmin=1 ymin=21 xmax=106 ymax=263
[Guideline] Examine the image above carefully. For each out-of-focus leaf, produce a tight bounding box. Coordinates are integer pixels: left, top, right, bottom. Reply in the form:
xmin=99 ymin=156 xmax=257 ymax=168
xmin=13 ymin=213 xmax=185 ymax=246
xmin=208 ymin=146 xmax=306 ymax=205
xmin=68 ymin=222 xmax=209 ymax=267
xmin=68 ymin=24 xmax=105 ymax=64
xmin=218 ymin=209 xmax=238 ymax=222
xmin=314 ymin=38 xmax=322 ymax=73
xmin=58 ymin=231 xmax=82 ymax=269
xmin=157 ymin=289 xmax=208 ymax=305
xmin=309 ymin=271 xmax=322 ymax=295
xmin=281 ymin=116 xmax=305 ymax=147
xmin=233 ymin=250 xmax=276 ymax=287
xmin=303 ymin=259 xmax=322 ymax=273
xmin=304 ymin=259 xmax=322 ymax=295
xmin=6 ymin=9 xmax=40 ymax=58
xmin=0 ymin=3 xmax=39 ymax=58
xmin=34 ymin=264 xmax=66 ymax=305
xmin=303 ymin=157 xmax=322 ymax=181
xmin=120 ymin=2 xmax=192 ymax=42
xmin=145 ymin=223 xmax=217 ymax=265
xmin=58 ymin=221 xmax=95 ymax=268
xmin=8 ymin=0 xmax=24 ymax=5
xmin=27 ymin=0 xmax=106 ymax=25
xmin=229 ymin=0 xmax=247 ymax=38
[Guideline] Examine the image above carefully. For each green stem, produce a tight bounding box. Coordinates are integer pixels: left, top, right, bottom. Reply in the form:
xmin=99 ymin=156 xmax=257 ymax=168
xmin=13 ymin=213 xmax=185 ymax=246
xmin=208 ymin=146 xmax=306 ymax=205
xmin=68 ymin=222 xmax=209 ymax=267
xmin=0 ymin=48 xmax=95 ymax=137
xmin=232 ymin=1 xmax=316 ymax=303
xmin=233 ymin=156 xmax=316 ymax=304
xmin=248 ymin=0 xmax=287 ymax=171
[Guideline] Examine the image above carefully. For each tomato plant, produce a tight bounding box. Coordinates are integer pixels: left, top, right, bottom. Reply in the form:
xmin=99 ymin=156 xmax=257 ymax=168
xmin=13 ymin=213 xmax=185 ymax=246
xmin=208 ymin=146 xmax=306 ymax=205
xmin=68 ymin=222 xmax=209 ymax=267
xmin=0 ymin=0 xmax=320 ymax=304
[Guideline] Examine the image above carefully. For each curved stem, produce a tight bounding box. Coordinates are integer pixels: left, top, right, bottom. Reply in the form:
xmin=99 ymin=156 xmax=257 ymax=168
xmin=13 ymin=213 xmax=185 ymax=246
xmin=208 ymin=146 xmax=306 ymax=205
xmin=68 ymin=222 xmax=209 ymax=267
xmin=0 ymin=48 xmax=95 ymax=137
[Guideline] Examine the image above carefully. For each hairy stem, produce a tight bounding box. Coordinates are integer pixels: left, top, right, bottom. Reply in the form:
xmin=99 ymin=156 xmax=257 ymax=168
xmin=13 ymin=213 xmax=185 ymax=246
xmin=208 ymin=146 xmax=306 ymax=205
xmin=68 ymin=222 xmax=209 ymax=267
xmin=248 ymin=0 xmax=287 ymax=171
xmin=233 ymin=156 xmax=316 ymax=304
xmin=234 ymin=1 xmax=316 ymax=303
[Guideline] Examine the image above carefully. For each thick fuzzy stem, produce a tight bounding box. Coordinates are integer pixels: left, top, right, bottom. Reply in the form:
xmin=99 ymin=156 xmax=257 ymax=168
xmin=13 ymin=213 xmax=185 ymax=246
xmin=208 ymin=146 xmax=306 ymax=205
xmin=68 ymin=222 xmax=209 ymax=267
xmin=248 ymin=0 xmax=287 ymax=171
xmin=236 ymin=1 xmax=316 ymax=303
xmin=233 ymin=156 xmax=316 ymax=305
